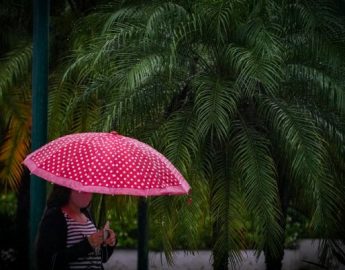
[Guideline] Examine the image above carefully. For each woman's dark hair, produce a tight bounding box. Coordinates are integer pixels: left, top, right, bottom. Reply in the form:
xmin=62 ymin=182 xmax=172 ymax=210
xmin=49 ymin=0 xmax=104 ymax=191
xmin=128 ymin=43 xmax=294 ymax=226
xmin=46 ymin=185 xmax=71 ymax=208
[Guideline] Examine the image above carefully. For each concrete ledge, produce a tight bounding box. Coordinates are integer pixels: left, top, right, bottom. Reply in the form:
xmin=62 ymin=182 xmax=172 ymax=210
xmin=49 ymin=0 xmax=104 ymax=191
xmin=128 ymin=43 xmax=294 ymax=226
xmin=103 ymin=240 xmax=345 ymax=270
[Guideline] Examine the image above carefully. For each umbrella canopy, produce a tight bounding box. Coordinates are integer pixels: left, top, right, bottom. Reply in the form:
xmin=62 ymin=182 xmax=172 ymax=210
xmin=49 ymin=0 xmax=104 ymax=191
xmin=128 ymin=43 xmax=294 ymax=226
xmin=23 ymin=132 xmax=190 ymax=196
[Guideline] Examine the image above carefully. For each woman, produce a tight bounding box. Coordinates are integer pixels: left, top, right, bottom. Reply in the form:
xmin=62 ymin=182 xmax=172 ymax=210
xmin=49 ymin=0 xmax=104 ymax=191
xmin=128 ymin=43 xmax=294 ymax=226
xmin=36 ymin=185 xmax=116 ymax=270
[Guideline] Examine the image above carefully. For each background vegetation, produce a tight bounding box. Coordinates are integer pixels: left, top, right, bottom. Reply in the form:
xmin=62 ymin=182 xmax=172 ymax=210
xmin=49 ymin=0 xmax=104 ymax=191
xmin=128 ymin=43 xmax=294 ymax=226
xmin=1 ymin=0 xmax=344 ymax=269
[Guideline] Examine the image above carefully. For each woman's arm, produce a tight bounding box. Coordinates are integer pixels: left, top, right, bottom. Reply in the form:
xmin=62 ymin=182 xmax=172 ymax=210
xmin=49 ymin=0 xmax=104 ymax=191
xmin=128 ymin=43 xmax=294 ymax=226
xmin=36 ymin=208 xmax=94 ymax=270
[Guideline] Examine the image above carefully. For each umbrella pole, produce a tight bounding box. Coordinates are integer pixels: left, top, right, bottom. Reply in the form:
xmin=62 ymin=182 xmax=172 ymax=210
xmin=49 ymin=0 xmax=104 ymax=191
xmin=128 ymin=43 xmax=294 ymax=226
xmin=137 ymin=197 xmax=149 ymax=270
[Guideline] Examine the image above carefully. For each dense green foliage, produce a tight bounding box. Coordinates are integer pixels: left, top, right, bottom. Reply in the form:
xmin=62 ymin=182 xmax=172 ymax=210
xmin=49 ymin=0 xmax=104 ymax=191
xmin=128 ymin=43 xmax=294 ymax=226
xmin=0 ymin=0 xmax=344 ymax=269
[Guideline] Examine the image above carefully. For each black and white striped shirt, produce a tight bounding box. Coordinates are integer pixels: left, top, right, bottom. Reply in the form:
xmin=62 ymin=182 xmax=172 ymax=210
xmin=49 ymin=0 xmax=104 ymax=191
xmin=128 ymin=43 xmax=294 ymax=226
xmin=64 ymin=212 xmax=102 ymax=269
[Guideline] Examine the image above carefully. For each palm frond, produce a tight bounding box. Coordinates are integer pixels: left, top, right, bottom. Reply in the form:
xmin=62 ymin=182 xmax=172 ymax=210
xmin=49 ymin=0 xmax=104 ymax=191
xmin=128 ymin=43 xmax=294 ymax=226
xmin=258 ymin=97 xmax=341 ymax=230
xmin=48 ymin=78 xmax=79 ymax=137
xmin=287 ymin=64 xmax=345 ymax=114
xmin=0 ymin=107 xmax=31 ymax=191
xmin=149 ymin=170 xmax=210 ymax=264
xmin=209 ymin=148 xmax=246 ymax=268
xmin=230 ymin=118 xmax=282 ymax=257
xmin=193 ymin=0 xmax=248 ymax=44
xmin=125 ymin=54 xmax=164 ymax=91
xmin=0 ymin=43 xmax=32 ymax=103
xmin=144 ymin=2 xmax=188 ymax=39
xmin=102 ymin=5 xmax=145 ymax=32
xmin=158 ymin=109 xmax=198 ymax=173
xmin=318 ymin=239 xmax=345 ymax=268
xmin=193 ymin=75 xmax=239 ymax=141
xmin=311 ymin=110 xmax=345 ymax=161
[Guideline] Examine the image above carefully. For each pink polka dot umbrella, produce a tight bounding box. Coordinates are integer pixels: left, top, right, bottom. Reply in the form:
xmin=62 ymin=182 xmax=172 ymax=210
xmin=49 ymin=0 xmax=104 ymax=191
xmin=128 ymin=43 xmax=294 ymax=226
xmin=23 ymin=131 xmax=190 ymax=196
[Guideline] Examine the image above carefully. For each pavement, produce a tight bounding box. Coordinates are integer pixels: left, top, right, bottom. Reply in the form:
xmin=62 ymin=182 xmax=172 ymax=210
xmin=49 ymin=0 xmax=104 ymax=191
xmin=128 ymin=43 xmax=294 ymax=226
xmin=103 ymin=240 xmax=345 ymax=270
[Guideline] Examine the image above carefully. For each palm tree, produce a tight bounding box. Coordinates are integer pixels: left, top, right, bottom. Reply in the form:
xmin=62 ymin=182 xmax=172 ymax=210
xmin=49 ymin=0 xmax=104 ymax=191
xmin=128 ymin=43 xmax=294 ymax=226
xmin=60 ymin=0 xmax=345 ymax=269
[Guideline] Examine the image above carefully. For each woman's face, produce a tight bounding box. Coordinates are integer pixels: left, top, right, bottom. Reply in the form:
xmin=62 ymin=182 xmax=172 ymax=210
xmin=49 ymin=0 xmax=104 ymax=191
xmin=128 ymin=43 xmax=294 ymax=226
xmin=69 ymin=190 xmax=93 ymax=209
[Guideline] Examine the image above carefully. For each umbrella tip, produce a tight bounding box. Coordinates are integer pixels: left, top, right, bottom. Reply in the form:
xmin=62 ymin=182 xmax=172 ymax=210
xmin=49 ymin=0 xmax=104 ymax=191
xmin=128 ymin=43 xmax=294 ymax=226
xmin=110 ymin=131 xmax=119 ymax=135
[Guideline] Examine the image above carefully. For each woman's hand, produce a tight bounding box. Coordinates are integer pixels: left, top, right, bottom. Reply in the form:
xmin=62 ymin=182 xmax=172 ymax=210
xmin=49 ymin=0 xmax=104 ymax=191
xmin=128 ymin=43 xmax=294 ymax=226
xmin=103 ymin=229 xmax=117 ymax=247
xmin=87 ymin=230 xmax=104 ymax=248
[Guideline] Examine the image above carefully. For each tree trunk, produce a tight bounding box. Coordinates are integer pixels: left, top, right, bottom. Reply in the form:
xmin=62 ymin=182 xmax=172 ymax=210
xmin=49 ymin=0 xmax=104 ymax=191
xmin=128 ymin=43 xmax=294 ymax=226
xmin=212 ymin=220 xmax=229 ymax=270
xmin=264 ymin=246 xmax=285 ymax=270
xmin=264 ymin=171 xmax=289 ymax=270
